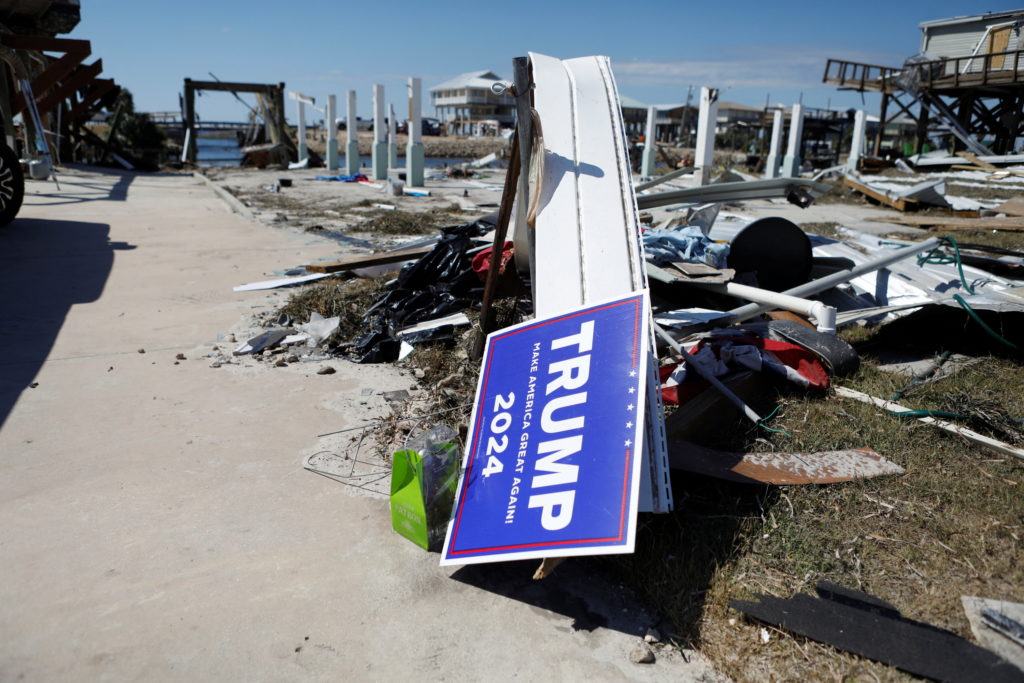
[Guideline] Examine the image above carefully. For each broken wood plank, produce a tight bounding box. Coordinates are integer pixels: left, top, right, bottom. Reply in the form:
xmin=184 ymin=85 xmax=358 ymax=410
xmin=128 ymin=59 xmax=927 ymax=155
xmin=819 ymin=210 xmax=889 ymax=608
xmin=958 ymin=152 xmax=1000 ymax=172
xmin=303 ymin=245 xmax=434 ymax=273
xmin=950 ymin=164 xmax=1024 ymax=178
xmin=993 ymin=197 xmax=1024 ymax=217
xmin=842 ymin=175 xmax=918 ymax=211
xmin=668 ymin=439 xmax=903 ymax=485
xmin=864 ymin=215 xmax=1024 ymax=232
xmin=666 ymin=262 xmax=735 ymax=283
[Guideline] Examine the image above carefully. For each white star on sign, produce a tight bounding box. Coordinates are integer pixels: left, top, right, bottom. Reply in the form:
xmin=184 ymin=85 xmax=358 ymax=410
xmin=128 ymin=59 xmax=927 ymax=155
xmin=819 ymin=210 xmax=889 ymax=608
xmin=627 ymin=403 xmax=634 ymax=411
xmin=628 ymin=387 xmax=635 ymax=394
xmin=629 ymin=370 xmax=637 ymax=377
xmin=626 ymin=421 xmax=633 ymax=429
xmin=624 ymin=439 xmax=632 ymax=447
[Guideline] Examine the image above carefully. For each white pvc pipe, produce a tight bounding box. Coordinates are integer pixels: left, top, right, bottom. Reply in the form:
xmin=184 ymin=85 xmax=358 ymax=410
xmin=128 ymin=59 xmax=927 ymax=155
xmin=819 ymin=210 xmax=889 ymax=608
xmin=726 ymin=237 xmax=942 ymax=325
xmin=693 ymin=281 xmax=837 ymax=334
xmin=836 ymin=387 xmax=1024 ymax=462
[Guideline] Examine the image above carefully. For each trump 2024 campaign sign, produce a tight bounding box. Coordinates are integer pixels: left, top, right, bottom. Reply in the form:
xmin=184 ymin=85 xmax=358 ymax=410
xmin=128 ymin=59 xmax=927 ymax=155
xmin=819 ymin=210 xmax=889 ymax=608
xmin=441 ymin=292 xmax=650 ymax=565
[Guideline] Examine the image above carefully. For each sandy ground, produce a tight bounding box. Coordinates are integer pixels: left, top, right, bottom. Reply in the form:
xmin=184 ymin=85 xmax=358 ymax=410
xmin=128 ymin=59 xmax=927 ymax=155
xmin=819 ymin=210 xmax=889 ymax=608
xmin=0 ymin=165 xmax=725 ymax=681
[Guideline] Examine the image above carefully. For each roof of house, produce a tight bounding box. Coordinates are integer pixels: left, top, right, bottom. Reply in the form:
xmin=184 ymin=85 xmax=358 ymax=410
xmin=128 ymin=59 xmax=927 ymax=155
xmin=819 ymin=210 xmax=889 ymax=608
xmin=618 ymin=94 xmax=647 ymax=109
xmin=919 ymin=9 xmax=1023 ymax=30
xmin=718 ymin=100 xmax=763 ymax=112
xmin=429 ymin=70 xmax=506 ymax=92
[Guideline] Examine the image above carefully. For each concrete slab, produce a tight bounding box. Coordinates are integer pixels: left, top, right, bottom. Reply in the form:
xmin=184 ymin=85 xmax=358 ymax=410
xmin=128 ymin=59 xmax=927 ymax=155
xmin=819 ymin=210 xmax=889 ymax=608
xmin=0 ymin=166 xmax=721 ymax=681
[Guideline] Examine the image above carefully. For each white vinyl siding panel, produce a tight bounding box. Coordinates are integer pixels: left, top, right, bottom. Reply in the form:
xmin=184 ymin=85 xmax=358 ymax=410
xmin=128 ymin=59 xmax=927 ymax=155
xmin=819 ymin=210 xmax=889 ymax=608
xmin=922 ymin=20 xmax=1022 ymax=75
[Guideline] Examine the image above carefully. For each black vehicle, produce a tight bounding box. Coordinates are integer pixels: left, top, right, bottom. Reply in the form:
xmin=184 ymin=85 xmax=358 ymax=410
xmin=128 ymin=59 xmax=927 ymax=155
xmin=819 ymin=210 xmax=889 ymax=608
xmin=0 ymin=142 xmax=25 ymax=227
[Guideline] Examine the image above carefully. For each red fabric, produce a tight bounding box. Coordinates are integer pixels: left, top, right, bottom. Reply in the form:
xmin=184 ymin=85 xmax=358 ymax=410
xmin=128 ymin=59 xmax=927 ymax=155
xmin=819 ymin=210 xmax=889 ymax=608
xmin=659 ymin=335 xmax=829 ymax=406
xmin=472 ymin=241 xmax=515 ymax=281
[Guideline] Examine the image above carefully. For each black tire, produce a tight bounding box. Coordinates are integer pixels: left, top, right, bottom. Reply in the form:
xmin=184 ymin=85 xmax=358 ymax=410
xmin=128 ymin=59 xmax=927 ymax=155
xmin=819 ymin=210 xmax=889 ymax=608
xmin=0 ymin=143 xmax=25 ymax=227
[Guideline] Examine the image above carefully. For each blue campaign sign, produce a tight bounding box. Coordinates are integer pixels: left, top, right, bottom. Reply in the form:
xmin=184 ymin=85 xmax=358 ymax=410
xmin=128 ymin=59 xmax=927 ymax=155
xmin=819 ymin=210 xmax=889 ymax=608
xmin=440 ymin=292 xmax=650 ymax=565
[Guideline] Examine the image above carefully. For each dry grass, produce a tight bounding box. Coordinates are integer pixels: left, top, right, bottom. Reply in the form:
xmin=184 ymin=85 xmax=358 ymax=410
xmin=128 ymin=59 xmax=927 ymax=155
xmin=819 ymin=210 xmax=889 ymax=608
xmin=350 ymin=209 xmax=456 ymax=235
xmin=276 ymin=275 xmax=390 ymax=343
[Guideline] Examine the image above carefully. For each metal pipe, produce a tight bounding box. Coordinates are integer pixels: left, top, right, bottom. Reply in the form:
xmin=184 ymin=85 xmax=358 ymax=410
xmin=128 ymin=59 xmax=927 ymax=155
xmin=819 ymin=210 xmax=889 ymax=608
xmin=653 ymin=324 xmax=763 ymax=426
xmin=725 ymin=237 xmax=941 ymax=324
xmin=636 ymin=177 xmax=830 ymax=210
xmin=635 ymin=165 xmax=693 ymax=192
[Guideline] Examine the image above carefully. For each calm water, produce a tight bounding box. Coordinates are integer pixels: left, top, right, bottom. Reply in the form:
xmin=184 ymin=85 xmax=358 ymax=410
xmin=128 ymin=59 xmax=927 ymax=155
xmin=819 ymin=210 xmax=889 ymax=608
xmin=195 ymin=135 xmax=478 ymax=169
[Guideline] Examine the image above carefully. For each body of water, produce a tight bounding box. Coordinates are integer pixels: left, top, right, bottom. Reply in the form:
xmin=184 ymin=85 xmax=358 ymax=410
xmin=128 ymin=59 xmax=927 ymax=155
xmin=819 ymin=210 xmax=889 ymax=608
xmin=195 ymin=135 xmax=480 ymax=169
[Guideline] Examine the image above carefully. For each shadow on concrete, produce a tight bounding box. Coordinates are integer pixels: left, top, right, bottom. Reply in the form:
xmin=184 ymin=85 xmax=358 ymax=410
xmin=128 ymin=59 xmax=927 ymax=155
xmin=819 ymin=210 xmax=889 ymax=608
xmin=27 ymin=167 xmax=135 ymax=206
xmin=450 ymin=557 xmax=655 ymax=636
xmin=0 ymin=216 xmax=134 ymax=428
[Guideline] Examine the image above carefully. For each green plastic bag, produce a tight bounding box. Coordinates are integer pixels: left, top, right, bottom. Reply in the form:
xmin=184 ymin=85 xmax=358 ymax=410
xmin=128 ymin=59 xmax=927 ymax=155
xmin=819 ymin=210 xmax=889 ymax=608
xmin=390 ymin=426 xmax=460 ymax=551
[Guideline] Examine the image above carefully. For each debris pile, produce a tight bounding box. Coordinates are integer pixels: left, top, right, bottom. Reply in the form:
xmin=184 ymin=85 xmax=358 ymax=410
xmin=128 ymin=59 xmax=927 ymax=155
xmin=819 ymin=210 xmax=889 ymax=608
xmin=225 ymin=49 xmax=1023 ymax=680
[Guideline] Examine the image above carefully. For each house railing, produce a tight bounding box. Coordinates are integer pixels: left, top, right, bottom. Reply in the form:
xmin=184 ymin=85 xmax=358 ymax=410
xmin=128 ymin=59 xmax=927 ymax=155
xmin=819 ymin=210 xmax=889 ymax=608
xmin=822 ymin=59 xmax=902 ymax=92
xmin=824 ymin=48 xmax=1024 ymax=92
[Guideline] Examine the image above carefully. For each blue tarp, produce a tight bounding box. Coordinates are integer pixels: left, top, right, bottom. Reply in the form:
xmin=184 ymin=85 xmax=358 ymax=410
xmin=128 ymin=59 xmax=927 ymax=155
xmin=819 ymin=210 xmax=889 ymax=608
xmin=643 ymin=225 xmax=729 ymax=268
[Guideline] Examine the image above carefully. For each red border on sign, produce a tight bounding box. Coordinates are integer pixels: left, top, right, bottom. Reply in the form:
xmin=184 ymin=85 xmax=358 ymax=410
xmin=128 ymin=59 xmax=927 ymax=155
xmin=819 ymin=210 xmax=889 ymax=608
xmin=448 ymin=295 xmax=642 ymax=557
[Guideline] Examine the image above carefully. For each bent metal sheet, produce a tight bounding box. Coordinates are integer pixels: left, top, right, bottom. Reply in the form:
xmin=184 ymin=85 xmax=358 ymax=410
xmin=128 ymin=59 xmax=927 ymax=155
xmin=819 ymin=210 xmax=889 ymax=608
xmin=441 ymin=292 xmax=650 ymax=565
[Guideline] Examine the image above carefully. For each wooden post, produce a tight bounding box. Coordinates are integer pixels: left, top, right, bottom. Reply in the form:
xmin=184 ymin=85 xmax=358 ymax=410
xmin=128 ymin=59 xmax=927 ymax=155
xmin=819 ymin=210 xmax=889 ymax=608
xmin=325 ymin=93 xmax=338 ymax=170
xmin=387 ymin=103 xmax=398 ymax=170
xmin=846 ymin=109 xmax=866 ymax=171
xmin=406 ymin=77 xmax=424 ymax=186
xmin=371 ymin=84 xmax=386 ymax=180
xmin=640 ymin=106 xmax=657 ymax=176
xmin=694 ymin=86 xmax=719 ymax=185
xmin=873 ymin=92 xmax=889 ymax=156
xmin=511 ymin=57 xmax=534 ymax=289
xmin=764 ymin=109 xmax=784 ymax=178
xmin=296 ymin=98 xmax=307 ymax=164
xmin=183 ymin=79 xmax=197 ymax=163
xmin=102 ymin=96 xmax=125 ymax=161
xmin=471 ymin=130 xmax=521 ymax=360
xmin=346 ymin=90 xmax=359 ymax=174
xmin=781 ymin=103 xmax=804 ymax=177
xmin=915 ymin=103 xmax=929 ymax=155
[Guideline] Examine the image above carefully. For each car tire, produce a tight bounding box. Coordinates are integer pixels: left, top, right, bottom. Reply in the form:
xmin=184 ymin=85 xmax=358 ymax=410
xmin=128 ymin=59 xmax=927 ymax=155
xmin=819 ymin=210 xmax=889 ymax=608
xmin=0 ymin=143 xmax=24 ymax=227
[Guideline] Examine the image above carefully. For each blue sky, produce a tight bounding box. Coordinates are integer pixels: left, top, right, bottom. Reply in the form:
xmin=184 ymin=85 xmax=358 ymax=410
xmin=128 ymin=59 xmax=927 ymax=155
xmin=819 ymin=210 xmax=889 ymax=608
xmin=69 ymin=2 xmax=1006 ymax=123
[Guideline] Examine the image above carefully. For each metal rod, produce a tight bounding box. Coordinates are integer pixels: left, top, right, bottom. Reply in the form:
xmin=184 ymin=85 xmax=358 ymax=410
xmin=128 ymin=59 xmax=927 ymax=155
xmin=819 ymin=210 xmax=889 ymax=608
xmin=635 ymin=177 xmax=829 ymax=210
xmin=654 ymin=323 xmax=763 ymax=425
xmin=634 ymin=165 xmax=693 ymax=192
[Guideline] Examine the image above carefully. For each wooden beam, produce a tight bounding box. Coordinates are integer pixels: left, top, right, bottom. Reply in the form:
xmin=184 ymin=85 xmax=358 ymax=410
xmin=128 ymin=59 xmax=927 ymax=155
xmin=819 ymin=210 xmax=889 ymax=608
xmin=2 ymin=36 xmax=91 ymax=115
xmin=957 ymin=151 xmax=999 ymax=171
xmin=35 ymin=59 xmax=102 ymax=114
xmin=67 ymin=78 xmax=114 ymax=120
xmin=303 ymin=245 xmax=435 ymax=273
xmin=184 ymin=79 xmax=284 ymax=94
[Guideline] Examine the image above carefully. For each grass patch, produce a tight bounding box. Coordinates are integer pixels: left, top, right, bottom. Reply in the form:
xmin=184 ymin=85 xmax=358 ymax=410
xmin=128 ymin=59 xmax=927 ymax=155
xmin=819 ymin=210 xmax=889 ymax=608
xmin=937 ymin=230 xmax=1024 ymax=253
xmin=602 ymin=337 xmax=1023 ymax=680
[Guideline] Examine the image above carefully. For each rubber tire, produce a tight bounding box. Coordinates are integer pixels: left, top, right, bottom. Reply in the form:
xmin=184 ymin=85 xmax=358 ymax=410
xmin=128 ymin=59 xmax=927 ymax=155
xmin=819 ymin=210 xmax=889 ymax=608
xmin=0 ymin=143 xmax=25 ymax=227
